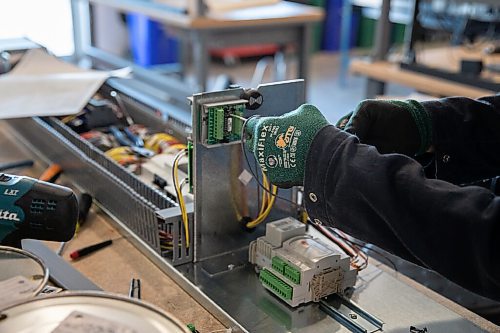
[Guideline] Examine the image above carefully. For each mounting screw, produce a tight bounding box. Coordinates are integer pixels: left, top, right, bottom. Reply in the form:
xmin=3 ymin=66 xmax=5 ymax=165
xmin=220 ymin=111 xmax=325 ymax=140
xmin=349 ymin=313 xmax=357 ymax=319
xmin=242 ymin=89 xmax=263 ymax=110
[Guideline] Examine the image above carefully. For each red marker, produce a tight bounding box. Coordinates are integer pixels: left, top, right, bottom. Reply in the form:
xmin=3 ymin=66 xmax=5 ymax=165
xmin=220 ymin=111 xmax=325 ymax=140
xmin=70 ymin=239 xmax=113 ymax=260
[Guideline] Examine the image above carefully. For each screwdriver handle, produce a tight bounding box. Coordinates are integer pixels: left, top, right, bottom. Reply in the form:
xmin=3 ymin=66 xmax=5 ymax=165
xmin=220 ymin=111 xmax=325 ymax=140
xmin=70 ymin=239 xmax=112 ymax=260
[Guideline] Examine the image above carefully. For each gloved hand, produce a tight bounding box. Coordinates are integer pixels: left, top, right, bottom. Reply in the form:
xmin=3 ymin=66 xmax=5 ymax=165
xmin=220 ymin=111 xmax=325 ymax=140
xmin=338 ymin=99 xmax=432 ymax=156
xmin=245 ymin=104 xmax=329 ymax=188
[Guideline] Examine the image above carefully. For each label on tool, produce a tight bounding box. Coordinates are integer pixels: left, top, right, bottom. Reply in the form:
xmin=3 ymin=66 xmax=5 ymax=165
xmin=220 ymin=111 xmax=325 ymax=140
xmin=0 ymin=275 xmax=39 ymax=307
xmin=51 ymin=311 xmax=138 ymax=333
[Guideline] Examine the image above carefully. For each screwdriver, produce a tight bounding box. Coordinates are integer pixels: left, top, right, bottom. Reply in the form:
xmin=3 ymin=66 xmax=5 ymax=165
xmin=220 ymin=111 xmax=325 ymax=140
xmin=70 ymin=239 xmax=113 ymax=260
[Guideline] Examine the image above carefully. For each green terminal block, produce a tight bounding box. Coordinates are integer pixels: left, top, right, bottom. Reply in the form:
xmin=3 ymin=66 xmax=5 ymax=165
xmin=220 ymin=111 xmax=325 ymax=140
xmin=260 ymin=269 xmax=293 ymax=300
xmin=284 ymin=264 xmax=301 ymax=284
xmin=272 ymin=256 xmax=301 ymax=284
xmin=230 ymin=105 xmax=245 ymax=137
xmin=272 ymin=256 xmax=287 ymax=274
xmin=207 ymin=106 xmax=224 ymax=144
xmin=214 ymin=107 xmax=224 ymax=140
xmin=204 ymin=101 xmax=246 ymax=145
xmin=187 ymin=140 xmax=194 ymax=193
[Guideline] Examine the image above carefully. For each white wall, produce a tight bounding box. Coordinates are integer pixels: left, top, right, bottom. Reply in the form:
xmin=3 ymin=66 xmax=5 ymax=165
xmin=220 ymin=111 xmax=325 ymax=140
xmin=0 ymin=0 xmax=74 ymax=56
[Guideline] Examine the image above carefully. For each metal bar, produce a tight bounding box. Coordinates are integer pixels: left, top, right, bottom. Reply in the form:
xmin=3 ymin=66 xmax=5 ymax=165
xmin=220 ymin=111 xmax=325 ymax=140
xmin=191 ymin=30 xmax=209 ymax=92
xmin=88 ymin=0 xmax=188 ymax=17
xmin=85 ymin=46 xmax=194 ymax=103
xmin=365 ymin=0 xmax=392 ymax=98
xmin=320 ymin=296 xmax=384 ymax=333
xmin=338 ymin=296 xmax=384 ymax=329
xmin=70 ymin=0 xmax=91 ymax=62
xmin=402 ymin=0 xmax=421 ymax=64
xmin=297 ymin=24 xmax=312 ymax=96
xmin=273 ymin=50 xmax=287 ymax=82
xmin=339 ymin=0 xmax=353 ymax=87
xmin=22 ymin=240 xmax=101 ymax=291
xmin=365 ymin=78 xmax=385 ymax=99
xmin=191 ymin=0 xmax=205 ymax=17
xmin=372 ymin=0 xmax=391 ymax=61
xmin=319 ymin=300 xmax=368 ymax=333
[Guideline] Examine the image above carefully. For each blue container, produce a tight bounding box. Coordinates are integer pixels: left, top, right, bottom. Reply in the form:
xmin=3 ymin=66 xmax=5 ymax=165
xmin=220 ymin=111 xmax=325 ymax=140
xmin=127 ymin=13 xmax=178 ymax=66
xmin=322 ymin=0 xmax=359 ymax=51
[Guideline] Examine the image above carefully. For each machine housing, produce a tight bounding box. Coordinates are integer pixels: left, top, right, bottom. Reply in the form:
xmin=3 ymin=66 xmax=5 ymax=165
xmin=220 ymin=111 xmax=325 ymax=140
xmin=249 ymin=218 xmax=358 ymax=307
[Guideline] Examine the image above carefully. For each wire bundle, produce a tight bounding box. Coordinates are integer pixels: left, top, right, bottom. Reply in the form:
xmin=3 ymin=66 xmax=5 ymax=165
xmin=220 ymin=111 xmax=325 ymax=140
xmin=245 ymin=171 xmax=278 ymax=229
xmin=145 ymin=133 xmax=186 ymax=154
xmin=159 ymin=230 xmax=174 ymax=251
xmin=312 ymin=222 xmax=368 ymax=271
xmin=105 ymin=147 xmax=139 ymax=166
xmin=172 ymin=149 xmax=190 ymax=248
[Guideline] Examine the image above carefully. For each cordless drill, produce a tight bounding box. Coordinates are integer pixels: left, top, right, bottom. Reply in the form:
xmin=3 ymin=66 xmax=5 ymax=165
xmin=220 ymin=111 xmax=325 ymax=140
xmin=0 ymin=173 xmax=78 ymax=247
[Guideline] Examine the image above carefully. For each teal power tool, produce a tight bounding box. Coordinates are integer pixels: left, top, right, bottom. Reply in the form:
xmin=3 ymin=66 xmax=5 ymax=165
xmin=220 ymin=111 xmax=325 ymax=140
xmin=0 ymin=173 xmax=78 ymax=247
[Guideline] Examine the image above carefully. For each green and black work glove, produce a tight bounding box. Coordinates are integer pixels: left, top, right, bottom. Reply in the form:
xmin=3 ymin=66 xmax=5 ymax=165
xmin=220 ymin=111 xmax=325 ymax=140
xmin=245 ymin=104 xmax=330 ymax=188
xmin=338 ymin=99 xmax=433 ymax=156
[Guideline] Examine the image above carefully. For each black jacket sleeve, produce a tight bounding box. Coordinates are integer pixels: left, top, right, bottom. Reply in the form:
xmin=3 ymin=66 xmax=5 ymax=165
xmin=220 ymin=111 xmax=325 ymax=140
xmin=304 ymin=126 xmax=500 ymax=301
xmin=420 ymin=94 xmax=500 ymax=185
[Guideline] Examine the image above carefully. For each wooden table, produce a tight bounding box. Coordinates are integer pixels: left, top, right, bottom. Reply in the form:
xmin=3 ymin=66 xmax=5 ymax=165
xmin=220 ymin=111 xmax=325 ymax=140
xmin=73 ymin=0 xmax=324 ymax=95
xmin=351 ymin=46 xmax=500 ymax=98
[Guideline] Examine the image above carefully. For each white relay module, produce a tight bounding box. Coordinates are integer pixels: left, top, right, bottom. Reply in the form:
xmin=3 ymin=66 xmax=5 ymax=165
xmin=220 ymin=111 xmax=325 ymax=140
xmin=249 ymin=218 xmax=358 ymax=307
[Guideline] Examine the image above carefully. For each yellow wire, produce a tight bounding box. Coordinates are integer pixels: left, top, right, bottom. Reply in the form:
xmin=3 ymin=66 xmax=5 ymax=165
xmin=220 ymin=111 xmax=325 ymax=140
xmin=246 ymin=185 xmax=277 ymax=228
xmin=173 ymin=150 xmax=190 ymax=248
xmin=169 ymin=143 xmax=187 ymax=151
xmin=105 ymin=147 xmax=133 ymax=158
xmin=258 ymin=170 xmax=270 ymax=216
xmin=246 ymin=171 xmax=277 ymax=229
xmin=145 ymin=133 xmax=180 ymax=152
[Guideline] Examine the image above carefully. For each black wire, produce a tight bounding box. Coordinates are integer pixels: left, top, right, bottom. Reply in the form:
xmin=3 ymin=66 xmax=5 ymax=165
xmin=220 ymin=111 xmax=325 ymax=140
xmin=240 ymin=116 xmax=299 ymax=207
xmin=255 ymin=158 xmax=261 ymax=214
xmin=328 ymin=227 xmax=399 ymax=273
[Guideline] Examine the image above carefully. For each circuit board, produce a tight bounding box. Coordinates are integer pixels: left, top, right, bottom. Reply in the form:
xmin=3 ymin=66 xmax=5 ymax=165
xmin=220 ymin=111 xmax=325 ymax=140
xmin=201 ymin=100 xmax=247 ymax=145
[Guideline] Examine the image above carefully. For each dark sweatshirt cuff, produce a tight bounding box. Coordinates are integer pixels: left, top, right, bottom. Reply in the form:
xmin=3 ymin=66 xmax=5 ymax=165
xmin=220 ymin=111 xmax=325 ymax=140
xmin=304 ymin=125 xmax=352 ymax=224
xmin=406 ymin=100 xmax=432 ymax=155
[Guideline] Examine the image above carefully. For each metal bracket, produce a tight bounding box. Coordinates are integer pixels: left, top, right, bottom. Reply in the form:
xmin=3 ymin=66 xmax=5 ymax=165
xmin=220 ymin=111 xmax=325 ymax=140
xmin=320 ymin=295 xmax=384 ymax=333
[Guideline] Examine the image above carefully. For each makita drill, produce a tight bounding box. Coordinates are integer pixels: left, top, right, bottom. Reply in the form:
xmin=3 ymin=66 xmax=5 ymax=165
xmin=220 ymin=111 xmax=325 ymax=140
xmin=0 ymin=173 xmax=78 ymax=247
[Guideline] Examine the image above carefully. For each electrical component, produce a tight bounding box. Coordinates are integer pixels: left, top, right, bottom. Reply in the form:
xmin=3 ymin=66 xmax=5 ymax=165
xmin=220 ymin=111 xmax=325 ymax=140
xmin=249 ymin=218 xmax=358 ymax=307
xmin=140 ymin=153 xmax=191 ymax=201
xmin=201 ymin=100 xmax=247 ymax=146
